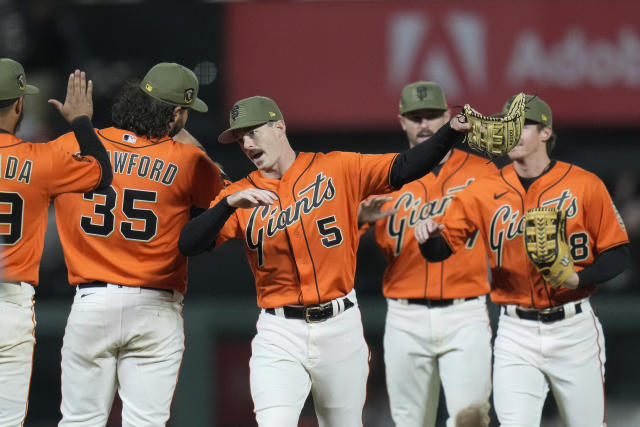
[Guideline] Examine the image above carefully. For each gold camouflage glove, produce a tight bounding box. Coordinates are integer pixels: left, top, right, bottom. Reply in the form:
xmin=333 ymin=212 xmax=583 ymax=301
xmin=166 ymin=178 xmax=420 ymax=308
xmin=463 ymin=92 xmax=526 ymax=156
xmin=523 ymin=207 xmax=575 ymax=289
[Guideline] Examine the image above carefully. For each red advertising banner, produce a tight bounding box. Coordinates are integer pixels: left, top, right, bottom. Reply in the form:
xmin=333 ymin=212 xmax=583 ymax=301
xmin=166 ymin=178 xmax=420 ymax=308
xmin=223 ymin=1 xmax=640 ymax=130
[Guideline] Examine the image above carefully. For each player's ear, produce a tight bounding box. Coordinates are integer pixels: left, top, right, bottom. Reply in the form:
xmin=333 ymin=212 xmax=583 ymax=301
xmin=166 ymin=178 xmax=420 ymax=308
xmin=14 ymin=97 xmax=23 ymax=115
xmin=539 ymin=126 xmax=552 ymax=142
xmin=398 ymin=114 xmax=407 ymax=131
xmin=170 ymin=106 xmax=182 ymax=123
xmin=274 ymin=119 xmax=286 ymax=135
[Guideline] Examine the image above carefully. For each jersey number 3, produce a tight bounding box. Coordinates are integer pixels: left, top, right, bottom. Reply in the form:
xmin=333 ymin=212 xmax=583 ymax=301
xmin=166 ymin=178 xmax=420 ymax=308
xmin=81 ymin=187 xmax=158 ymax=241
xmin=0 ymin=192 xmax=24 ymax=245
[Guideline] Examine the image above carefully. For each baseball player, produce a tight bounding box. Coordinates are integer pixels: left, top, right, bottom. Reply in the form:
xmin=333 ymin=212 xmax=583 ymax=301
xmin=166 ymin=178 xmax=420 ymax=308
xmin=52 ymin=63 xmax=224 ymax=426
xmin=415 ymin=95 xmax=630 ymax=427
xmin=0 ymin=60 xmax=111 ymax=427
xmin=178 ymin=95 xmax=473 ymax=427
xmin=357 ymin=82 xmax=496 ymax=427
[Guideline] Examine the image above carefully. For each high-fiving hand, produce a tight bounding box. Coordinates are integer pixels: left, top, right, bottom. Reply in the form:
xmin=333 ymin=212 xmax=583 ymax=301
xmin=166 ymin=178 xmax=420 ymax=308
xmin=227 ymin=188 xmax=278 ymax=209
xmin=48 ymin=69 xmax=93 ymax=123
xmin=413 ymin=219 xmax=445 ymax=244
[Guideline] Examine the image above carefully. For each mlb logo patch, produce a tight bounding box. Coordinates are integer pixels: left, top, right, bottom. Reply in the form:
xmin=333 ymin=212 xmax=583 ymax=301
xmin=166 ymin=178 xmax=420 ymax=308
xmin=122 ymin=134 xmax=137 ymax=144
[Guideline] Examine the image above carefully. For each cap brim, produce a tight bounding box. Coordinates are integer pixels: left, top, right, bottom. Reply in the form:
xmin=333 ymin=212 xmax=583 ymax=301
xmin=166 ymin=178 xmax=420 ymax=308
xmin=217 ymin=119 xmax=270 ymax=144
xmin=191 ymin=97 xmax=207 ymax=113
xmin=24 ymin=85 xmax=39 ymax=95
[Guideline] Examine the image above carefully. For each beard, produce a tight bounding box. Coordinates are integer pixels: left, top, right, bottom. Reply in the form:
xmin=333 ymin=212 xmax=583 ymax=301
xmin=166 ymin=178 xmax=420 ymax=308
xmin=168 ymin=112 xmax=187 ymax=137
xmin=168 ymin=122 xmax=182 ymax=137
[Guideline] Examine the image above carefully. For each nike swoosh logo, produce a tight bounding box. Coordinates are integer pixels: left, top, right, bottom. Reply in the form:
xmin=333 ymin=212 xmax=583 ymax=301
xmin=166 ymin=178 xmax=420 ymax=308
xmin=493 ymin=191 xmax=508 ymax=199
xmin=80 ymin=293 xmax=95 ymax=298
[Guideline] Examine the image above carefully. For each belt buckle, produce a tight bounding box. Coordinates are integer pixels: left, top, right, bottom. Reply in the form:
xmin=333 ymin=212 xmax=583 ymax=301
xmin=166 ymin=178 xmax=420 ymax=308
xmin=539 ymin=306 xmax=563 ymax=322
xmin=304 ymin=302 xmax=331 ymax=323
xmin=539 ymin=307 xmax=556 ymax=316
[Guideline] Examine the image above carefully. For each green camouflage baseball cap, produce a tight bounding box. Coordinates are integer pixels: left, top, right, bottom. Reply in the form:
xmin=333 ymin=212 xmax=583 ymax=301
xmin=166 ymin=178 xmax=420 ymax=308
xmin=139 ymin=62 xmax=207 ymax=112
xmin=0 ymin=58 xmax=39 ymax=101
xmin=502 ymin=94 xmax=552 ymax=126
xmin=218 ymin=96 xmax=284 ymax=144
xmin=399 ymin=81 xmax=447 ymax=114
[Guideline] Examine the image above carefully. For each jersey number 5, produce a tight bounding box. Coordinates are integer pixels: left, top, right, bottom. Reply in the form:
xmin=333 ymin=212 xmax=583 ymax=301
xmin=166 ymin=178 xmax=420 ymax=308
xmin=81 ymin=187 xmax=158 ymax=242
xmin=316 ymin=215 xmax=343 ymax=248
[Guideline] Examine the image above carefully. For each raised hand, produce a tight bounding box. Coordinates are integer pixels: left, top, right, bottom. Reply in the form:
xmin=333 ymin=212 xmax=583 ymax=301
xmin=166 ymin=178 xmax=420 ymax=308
xmin=48 ymin=69 xmax=93 ymax=123
xmin=449 ymin=111 xmax=472 ymax=133
xmin=358 ymin=196 xmax=396 ymax=224
xmin=414 ymin=219 xmax=445 ymax=244
xmin=227 ymin=188 xmax=278 ymax=209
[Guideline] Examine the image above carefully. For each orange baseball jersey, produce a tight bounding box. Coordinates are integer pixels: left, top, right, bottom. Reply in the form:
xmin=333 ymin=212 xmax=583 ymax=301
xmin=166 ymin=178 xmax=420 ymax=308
xmin=52 ymin=127 xmax=224 ymax=293
xmin=0 ymin=132 xmax=102 ymax=284
xmin=213 ymin=151 xmax=398 ymax=308
xmin=441 ymin=161 xmax=629 ymax=307
xmin=372 ymin=149 xmax=497 ymax=299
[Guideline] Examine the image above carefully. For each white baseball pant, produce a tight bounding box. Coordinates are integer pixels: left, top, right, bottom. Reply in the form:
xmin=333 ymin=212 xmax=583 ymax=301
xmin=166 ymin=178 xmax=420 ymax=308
xmin=59 ymin=284 xmax=185 ymax=427
xmin=384 ymin=296 xmax=492 ymax=427
xmin=250 ymin=289 xmax=369 ymax=427
xmin=493 ymin=298 xmax=606 ymax=427
xmin=0 ymin=282 xmax=35 ymax=427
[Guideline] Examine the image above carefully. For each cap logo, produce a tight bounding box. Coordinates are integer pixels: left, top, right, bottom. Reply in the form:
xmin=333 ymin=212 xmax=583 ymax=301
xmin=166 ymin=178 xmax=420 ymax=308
xmin=145 ymin=83 xmax=153 ymax=92
xmin=541 ymin=113 xmax=548 ymax=122
xmin=184 ymin=88 xmax=194 ymax=104
xmin=17 ymin=74 xmax=25 ymax=91
xmin=230 ymin=105 xmax=240 ymax=121
xmin=268 ymin=111 xmax=276 ymax=119
xmin=416 ymin=86 xmax=428 ymax=101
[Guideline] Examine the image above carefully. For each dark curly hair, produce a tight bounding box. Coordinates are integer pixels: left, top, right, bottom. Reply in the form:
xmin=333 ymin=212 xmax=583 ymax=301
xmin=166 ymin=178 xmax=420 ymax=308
xmin=112 ymin=82 xmax=175 ymax=139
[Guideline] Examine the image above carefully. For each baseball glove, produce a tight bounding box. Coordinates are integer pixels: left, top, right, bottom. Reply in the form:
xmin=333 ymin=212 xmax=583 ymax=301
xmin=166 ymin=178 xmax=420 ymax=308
xmin=463 ymin=92 xmax=526 ymax=156
xmin=523 ymin=207 xmax=574 ymax=289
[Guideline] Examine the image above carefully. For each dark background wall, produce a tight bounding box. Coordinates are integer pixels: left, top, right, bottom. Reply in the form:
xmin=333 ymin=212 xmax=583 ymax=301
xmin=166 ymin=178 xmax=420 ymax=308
xmin=2 ymin=0 xmax=639 ymax=426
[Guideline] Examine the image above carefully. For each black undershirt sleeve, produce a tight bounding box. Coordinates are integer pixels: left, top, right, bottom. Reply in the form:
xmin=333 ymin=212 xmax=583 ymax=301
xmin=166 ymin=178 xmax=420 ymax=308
xmin=418 ymin=235 xmax=454 ymax=262
xmin=577 ymin=244 xmax=631 ymax=288
xmin=71 ymin=116 xmax=112 ymax=189
xmin=178 ymin=197 xmax=237 ymax=256
xmin=389 ymin=123 xmax=464 ymax=189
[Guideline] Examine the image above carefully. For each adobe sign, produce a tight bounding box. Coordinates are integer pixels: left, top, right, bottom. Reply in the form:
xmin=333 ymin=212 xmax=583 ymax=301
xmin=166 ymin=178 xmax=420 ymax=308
xmin=223 ymin=1 xmax=640 ymax=129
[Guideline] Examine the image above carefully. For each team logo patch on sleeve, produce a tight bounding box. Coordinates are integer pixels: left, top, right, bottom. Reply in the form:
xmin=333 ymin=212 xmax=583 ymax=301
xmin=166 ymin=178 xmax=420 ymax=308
xmin=612 ymin=202 xmax=626 ymax=230
xmin=72 ymin=153 xmax=92 ymax=163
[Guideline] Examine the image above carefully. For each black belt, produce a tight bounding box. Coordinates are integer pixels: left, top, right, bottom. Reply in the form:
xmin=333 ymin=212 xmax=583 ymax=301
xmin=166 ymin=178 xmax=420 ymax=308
xmin=78 ymin=281 xmax=173 ymax=295
xmin=265 ymin=298 xmax=354 ymax=323
xmin=399 ymin=296 xmax=479 ymax=308
xmin=504 ymin=302 xmax=582 ymax=323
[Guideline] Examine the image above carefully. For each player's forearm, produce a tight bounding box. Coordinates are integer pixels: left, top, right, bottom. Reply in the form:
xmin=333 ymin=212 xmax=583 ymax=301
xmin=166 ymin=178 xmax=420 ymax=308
xmin=389 ymin=123 xmax=464 ymax=189
xmin=576 ymin=243 xmax=630 ymax=288
xmin=71 ymin=116 xmax=113 ymax=189
xmin=418 ymin=235 xmax=453 ymax=262
xmin=178 ymin=197 xmax=237 ymax=256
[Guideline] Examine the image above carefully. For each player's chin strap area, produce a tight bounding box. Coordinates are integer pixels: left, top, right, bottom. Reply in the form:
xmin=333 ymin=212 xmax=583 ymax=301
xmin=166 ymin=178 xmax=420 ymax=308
xmin=264 ymin=290 xmax=356 ymax=323
xmin=502 ymin=297 xmax=590 ymax=324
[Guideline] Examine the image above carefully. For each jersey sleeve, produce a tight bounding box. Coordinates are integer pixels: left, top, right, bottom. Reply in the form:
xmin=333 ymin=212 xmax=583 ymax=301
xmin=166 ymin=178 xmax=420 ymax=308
xmin=583 ymin=177 xmax=630 ymax=253
xmin=340 ymin=152 xmax=398 ymax=199
xmin=440 ymin=182 xmax=483 ymax=253
xmin=44 ymin=136 xmax=102 ymax=197
xmin=188 ymin=150 xmax=225 ymax=208
xmin=207 ymin=181 xmax=248 ymax=245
